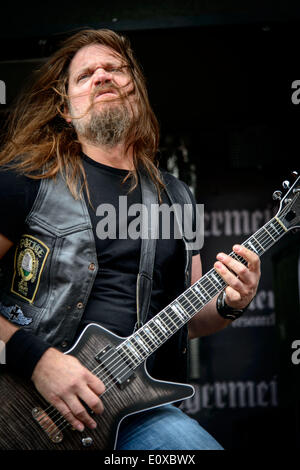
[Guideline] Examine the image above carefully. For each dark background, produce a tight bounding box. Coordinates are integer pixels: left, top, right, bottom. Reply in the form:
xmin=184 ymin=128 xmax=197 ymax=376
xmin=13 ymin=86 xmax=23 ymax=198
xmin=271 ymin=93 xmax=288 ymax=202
xmin=0 ymin=0 xmax=299 ymax=450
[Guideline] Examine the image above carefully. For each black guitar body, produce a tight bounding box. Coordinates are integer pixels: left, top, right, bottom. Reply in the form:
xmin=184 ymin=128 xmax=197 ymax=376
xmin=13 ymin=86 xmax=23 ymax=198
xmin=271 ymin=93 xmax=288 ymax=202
xmin=0 ymin=323 xmax=194 ymax=450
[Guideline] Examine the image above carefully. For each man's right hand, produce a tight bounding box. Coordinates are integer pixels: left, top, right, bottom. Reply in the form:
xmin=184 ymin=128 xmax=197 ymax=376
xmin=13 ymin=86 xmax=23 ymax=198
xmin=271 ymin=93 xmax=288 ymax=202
xmin=31 ymin=347 xmax=105 ymax=432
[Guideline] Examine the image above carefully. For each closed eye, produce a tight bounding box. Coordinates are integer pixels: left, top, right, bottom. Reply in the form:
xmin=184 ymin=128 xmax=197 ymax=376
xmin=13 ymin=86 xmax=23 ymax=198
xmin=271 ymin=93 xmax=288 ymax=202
xmin=77 ymin=72 xmax=91 ymax=82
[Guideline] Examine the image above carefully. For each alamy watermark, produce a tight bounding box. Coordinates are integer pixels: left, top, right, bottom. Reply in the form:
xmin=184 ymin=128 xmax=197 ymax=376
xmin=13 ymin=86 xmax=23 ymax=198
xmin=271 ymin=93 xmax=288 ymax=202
xmin=95 ymin=197 xmax=204 ymax=251
xmin=0 ymin=80 xmax=5 ymax=104
xmin=291 ymin=80 xmax=300 ymax=105
xmin=0 ymin=340 xmax=6 ymax=364
xmin=291 ymin=340 xmax=300 ymax=365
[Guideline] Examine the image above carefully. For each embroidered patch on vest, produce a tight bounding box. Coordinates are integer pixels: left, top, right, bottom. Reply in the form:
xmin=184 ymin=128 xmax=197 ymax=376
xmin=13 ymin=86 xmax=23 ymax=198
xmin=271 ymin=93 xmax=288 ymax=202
xmin=0 ymin=301 xmax=32 ymax=325
xmin=11 ymin=234 xmax=50 ymax=303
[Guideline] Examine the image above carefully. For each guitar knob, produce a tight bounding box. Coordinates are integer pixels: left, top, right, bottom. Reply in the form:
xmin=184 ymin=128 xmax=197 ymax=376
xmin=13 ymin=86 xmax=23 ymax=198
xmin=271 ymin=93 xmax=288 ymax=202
xmin=291 ymin=171 xmax=298 ymax=178
xmin=272 ymin=190 xmax=282 ymax=201
xmin=282 ymin=180 xmax=290 ymax=189
xmin=81 ymin=436 xmax=93 ymax=447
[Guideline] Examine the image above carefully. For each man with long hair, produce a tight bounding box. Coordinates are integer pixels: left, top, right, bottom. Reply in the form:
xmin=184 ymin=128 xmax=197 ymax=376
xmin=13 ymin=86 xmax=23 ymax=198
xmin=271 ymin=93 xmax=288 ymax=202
xmin=0 ymin=29 xmax=260 ymax=449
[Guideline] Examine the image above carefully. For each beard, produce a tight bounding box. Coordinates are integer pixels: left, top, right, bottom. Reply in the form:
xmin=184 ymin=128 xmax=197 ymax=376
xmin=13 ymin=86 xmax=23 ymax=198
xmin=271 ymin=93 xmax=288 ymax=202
xmin=71 ymin=100 xmax=132 ymax=147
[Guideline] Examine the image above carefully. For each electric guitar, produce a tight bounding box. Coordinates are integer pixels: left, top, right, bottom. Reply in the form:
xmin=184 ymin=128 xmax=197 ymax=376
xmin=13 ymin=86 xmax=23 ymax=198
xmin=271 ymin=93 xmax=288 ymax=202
xmin=0 ymin=172 xmax=299 ymax=450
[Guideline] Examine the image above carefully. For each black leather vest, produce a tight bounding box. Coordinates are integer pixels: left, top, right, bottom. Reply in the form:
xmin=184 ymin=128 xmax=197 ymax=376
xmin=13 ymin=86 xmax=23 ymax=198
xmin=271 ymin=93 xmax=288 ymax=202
xmin=0 ymin=168 xmax=194 ymax=383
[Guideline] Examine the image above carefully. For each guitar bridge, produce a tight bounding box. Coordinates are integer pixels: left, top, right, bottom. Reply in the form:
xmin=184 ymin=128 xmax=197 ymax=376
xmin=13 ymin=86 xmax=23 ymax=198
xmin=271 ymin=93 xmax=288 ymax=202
xmin=32 ymin=407 xmax=64 ymax=443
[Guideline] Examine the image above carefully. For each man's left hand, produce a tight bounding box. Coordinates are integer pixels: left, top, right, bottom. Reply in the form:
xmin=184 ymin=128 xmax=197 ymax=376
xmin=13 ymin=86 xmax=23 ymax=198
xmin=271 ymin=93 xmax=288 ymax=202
xmin=214 ymin=244 xmax=261 ymax=310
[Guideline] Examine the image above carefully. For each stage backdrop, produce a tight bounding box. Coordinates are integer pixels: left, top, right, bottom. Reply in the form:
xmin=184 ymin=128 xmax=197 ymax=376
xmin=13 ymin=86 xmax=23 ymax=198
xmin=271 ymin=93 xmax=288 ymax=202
xmin=160 ymin=142 xmax=298 ymax=449
xmin=185 ymin=171 xmax=299 ymax=449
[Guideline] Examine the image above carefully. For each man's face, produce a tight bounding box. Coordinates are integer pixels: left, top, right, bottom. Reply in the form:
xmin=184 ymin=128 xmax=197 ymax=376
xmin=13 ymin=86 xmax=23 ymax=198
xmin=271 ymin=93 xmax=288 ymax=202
xmin=66 ymin=43 xmax=135 ymax=146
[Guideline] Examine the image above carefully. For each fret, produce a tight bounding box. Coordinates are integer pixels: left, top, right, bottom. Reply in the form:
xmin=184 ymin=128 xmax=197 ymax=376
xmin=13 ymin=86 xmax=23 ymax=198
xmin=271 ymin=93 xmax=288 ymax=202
xmin=170 ymin=304 xmax=184 ymax=322
xmin=159 ymin=312 xmax=174 ymax=335
xmin=154 ymin=317 xmax=169 ymax=337
xmin=198 ymin=281 xmax=210 ymax=298
xmin=147 ymin=323 xmax=162 ymax=343
xmin=118 ymin=346 xmax=137 ymax=369
xmin=135 ymin=327 xmax=152 ymax=353
xmin=181 ymin=289 xmax=199 ymax=312
xmin=133 ymin=334 xmax=150 ymax=355
xmin=231 ymin=252 xmax=242 ymax=262
xmin=271 ymin=218 xmax=286 ymax=236
xmin=267 ymin=222 xmax=278 ymax=239
xmin=149 ymin=320 xmax=166 ymax=342
xmin=194 ymin=283 xmax=208 ymax=304
xmin=205 ymin=275 xmax=220 ymax=293
xmin=245 ymin=239 xmax=260 ymax=256
xmin=190 ymin=285 xmax=204 ymax=307
xmin=252 ymin=235 xmax=264 ymax=253
xmin=274 ymin=216 xmax=288 ymax=232
xmin=261 ymin=225 xmax=275 ymax=242
xmin=172 ymin=302 xmax=189 ymax=321
xmin=270 ymin=221 xmax=281 ymax=236
xmin=143 ymin=325 xmax=159 ymax=348
xmin=206 ymin=275 xmax=216 ymax=290
xmin=122 ymin=341 xmax=141 ymax=365
xmin=185 ymin=289 xmax=201 ymax=310
xmin=211 ymin=271 xmax=224 ymax=288
xmin=181 ymin=292 xmax=194 ymax=310
xmin=127 ymin=340 xmax=143 ymax=361
xmin=164 ymin=308 xmax=179 ymax=330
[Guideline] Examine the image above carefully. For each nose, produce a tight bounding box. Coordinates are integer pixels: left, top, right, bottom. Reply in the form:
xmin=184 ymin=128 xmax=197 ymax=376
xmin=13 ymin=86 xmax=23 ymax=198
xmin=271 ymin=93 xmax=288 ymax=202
xmin=93 ymin=67 xmax=113 ymax=87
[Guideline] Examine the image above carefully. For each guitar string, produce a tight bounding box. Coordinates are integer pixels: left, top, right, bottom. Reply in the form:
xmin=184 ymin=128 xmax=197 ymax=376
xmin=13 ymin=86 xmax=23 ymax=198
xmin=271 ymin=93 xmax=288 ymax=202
xmin=34 ymin=224 xmax=282 ymax=436
xmin=36 ymin=223 xmax=283 ymax=437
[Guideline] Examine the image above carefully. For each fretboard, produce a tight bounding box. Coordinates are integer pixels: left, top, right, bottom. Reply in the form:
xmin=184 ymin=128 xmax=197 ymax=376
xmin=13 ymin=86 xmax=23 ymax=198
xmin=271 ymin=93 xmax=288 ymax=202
xmin=116 ymin=216 xmax=287 ymax=369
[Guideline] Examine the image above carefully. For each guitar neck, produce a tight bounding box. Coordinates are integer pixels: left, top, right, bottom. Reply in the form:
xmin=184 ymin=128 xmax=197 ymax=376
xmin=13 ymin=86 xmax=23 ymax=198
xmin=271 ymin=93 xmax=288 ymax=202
xmin=117 ymin=216 xmax=287 ymax=368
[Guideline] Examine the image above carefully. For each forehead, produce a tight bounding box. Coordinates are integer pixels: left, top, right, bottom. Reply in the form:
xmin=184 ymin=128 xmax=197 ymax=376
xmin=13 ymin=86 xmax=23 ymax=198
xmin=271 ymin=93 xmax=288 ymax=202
xmin=68 ymin=43 xmax=124 ymax=76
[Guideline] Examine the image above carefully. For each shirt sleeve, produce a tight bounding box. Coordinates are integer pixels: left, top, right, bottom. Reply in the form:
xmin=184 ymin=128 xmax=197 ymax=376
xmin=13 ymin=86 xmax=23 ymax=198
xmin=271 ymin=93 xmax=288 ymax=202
xmin=0 ymin=168 xmax=40 ymax=243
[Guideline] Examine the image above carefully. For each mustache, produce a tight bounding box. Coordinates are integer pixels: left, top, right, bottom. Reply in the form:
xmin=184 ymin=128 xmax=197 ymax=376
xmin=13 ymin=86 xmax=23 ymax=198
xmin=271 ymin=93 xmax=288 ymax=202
xmin=90 ymin=82 xmax=126 ymax=103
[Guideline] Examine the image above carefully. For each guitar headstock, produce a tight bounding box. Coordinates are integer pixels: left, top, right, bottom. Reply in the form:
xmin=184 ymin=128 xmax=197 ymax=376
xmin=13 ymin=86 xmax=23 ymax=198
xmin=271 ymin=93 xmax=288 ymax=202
xmin=274 ymin=171 xmax=300 ymax=231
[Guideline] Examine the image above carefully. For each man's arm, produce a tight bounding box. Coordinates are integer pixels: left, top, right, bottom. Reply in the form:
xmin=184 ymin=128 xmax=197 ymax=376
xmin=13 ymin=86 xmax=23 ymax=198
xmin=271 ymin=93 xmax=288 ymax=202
xmin=0 ymin=233 xmax=105 ymax=432
xmin=188 ymin=245 xmax=261 ymax=339
xmin=0 ymin=234 xmax=19 ymax=341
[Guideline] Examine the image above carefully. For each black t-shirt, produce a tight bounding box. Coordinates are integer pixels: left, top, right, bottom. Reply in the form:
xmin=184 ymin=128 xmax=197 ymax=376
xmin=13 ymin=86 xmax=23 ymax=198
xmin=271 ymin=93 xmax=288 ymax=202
xmin=0 ymin=155 xmax=199 ymax=340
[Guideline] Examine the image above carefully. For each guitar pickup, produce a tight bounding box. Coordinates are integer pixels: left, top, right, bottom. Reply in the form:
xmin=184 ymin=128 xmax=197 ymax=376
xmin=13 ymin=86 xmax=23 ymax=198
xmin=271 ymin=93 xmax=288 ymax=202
xmin=95 ymin=345 xmax=136 ymax=390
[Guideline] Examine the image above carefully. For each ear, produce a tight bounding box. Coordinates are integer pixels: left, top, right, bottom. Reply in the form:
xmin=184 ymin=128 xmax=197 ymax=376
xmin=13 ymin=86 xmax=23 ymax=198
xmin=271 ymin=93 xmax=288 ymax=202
xmin=63 ymin=103 xmax=72 ymax=123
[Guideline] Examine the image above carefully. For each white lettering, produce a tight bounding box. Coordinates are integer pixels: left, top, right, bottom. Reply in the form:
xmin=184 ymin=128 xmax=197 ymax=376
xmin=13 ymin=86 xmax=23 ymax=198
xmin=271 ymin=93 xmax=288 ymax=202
xmin=0 ymin=80 xmax=5 ymax=104
xmin=291 ymin=340 xmax=300 ymax=365
xmin=231 ymin=313 xmax=276 ymax=327
xmin=104 ymin=455 xmax=139 ymax=467
xmin=291 ymin=80 xmax=300 ymax=104
xmin=94 ymin=198 xmax=204 ymax=248
xmin=214 ymin=382 xmax=227 ymax=408
xmin=128 ymin=203 xmax=144 ymax=240
xmin=257 ymin=382 xmax=269 ymax=407
xmin=181 ymin=378 xmax=278 ymax=413
xmin=247 ymin=289 xmax=274 ymax=311
xmin=0 ymin=340 xmax=6 ymax=364
xmin=96 ymin=204 xmax=117 ymax=239
xmin=205 ymin=208 xmax=274 ymax=238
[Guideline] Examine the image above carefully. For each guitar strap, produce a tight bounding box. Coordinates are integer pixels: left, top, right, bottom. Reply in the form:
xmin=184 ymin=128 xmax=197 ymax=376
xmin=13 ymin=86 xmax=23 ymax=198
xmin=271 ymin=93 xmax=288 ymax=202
xmin=135 ymin=168 xmax=194 ymax=332
xmin=135 ymin=167 xmax=158 ymax=331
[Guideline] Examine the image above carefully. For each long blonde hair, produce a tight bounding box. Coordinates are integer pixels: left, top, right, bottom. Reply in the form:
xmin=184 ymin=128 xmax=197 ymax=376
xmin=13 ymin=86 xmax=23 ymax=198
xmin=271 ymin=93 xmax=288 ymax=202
xmin=0 ymin=29 xmax=164 ymax=199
